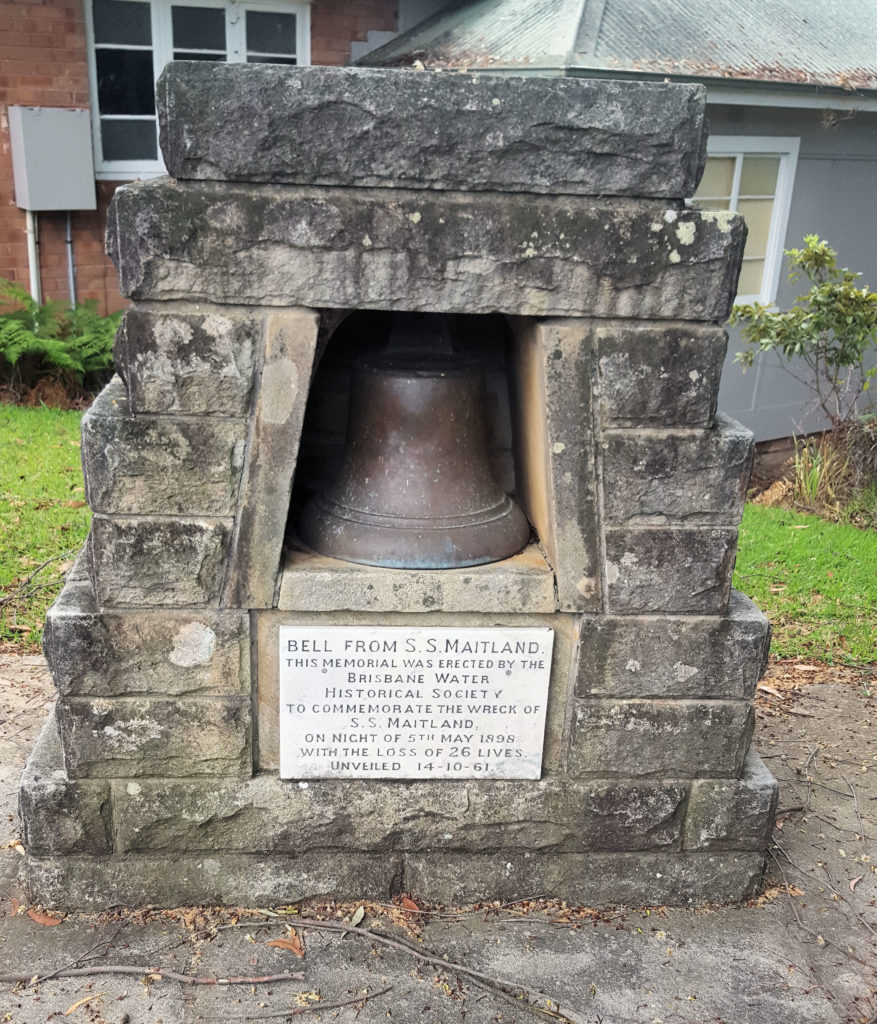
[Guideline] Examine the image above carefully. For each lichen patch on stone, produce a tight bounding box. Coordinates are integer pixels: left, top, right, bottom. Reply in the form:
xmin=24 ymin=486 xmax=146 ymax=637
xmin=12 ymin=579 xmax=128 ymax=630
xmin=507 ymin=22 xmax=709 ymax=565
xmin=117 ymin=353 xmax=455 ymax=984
xmin=170 ymin=622 xmax=217 ymax=668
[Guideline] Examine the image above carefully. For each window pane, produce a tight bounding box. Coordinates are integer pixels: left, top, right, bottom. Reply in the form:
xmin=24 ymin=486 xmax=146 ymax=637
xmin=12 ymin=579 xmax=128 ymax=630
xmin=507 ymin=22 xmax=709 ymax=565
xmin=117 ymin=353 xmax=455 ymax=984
xmin=174 ymin=50 xmax=226 ymax=60
xmin=696 ymin=156 xmax=735 ymax=199
xmin=247 ymin=54 xmax=297 ymax=64
xmin=101 ymin=118 xmax=157 ymax=160
xmin=97 ymin=48 xmax=155 ymax=115
xmin=93 ymin=0 xmax=152 ymax=45
xmin=739 ymin=156 xmax=780 ymax=196
xmin=738 ymin=198 xmax=775 ymax=256
xmin=246 ymin=11 xmax=296 ymax=54
xmin=737 ymin=259 xmax=765 ymax=297
xmin=172 ymin=5 xmax=226 ymax=50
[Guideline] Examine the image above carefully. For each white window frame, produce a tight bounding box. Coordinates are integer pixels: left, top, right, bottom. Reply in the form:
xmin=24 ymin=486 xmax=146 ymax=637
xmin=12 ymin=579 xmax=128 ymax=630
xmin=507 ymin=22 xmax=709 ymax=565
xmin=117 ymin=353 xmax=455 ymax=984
xmin=85 ymin=0 xmax=311 ymax=180
xmin=697 ymin=135 xmax=800 ymax=306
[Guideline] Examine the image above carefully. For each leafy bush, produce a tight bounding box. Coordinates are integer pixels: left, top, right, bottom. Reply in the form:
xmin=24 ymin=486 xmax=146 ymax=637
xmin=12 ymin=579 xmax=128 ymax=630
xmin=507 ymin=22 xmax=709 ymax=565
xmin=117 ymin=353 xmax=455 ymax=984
xmin=0 ymin=279 xmax=122 ymax=397
xmin=731 ymin=236 xmax=876 ymax=429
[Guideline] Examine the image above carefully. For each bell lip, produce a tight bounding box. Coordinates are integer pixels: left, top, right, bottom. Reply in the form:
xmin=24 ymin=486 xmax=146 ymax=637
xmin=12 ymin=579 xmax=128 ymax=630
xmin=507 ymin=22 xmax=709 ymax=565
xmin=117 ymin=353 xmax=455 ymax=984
xmin=307 ymin=492 xmax=521 ymax=531
xmin=297 ymin=494 xmax=532 ymax=570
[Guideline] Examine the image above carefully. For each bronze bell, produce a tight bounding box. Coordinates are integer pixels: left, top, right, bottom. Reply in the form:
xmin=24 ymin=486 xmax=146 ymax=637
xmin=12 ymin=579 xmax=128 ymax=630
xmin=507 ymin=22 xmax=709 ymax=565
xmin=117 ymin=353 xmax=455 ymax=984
xmin=298 ymin=316 xmax=531 ymax=569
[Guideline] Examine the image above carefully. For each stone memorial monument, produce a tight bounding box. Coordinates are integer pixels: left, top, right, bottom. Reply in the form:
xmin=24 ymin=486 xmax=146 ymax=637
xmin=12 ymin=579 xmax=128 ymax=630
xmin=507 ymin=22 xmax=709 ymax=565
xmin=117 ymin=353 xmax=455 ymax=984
xmin=18 ymin=63 xmax=777 ymax=908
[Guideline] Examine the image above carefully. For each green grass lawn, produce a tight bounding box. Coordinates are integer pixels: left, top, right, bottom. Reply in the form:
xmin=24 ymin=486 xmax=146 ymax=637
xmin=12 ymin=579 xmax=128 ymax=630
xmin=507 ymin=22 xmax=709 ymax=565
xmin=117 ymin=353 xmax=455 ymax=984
xmin=734 ymin=503 xmax=877 ymax=665
xmin=0 ymin=403 xmax=875 ymax=664
xmin=0 ymin=404 xmax=91 ymax=649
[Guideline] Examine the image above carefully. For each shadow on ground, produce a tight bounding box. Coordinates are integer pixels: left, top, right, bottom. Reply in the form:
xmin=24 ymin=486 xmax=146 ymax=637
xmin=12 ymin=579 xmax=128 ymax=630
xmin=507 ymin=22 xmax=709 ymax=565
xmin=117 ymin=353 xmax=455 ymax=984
xmin=1 ymin=654 xmax=875 ymax=1024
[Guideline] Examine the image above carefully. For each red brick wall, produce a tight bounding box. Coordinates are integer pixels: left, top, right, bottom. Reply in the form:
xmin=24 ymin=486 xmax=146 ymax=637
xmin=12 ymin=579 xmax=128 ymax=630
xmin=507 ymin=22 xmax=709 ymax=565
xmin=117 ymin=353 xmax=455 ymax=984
xmin=0 ymin=0 xmax=129 ymax=311
xmin=312 ymin=0 xmax=398 ymax=65
xmin=1 ymin=0 xmax=398 ymax=315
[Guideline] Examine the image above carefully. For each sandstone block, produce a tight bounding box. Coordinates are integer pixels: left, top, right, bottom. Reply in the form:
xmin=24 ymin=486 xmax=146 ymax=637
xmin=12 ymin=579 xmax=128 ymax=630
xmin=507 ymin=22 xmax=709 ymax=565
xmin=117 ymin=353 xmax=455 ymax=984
xmin=115 ymin=306 xmax=259 ymax=416
xmin=509 ymin=319 xmax=600 ymax=611
xmin=222 ymin=308 xmax=319 ymax=609
xmin=112 ymin=775 xmax=687 ymax=854
xmin=57 ymin=697 xmax=251 ymax=778
xmin=684 ymin=749 xmax=778 ymax=851
xmin=88 ymin=514 xmax=232 ymax=607
xmin=108 ymin=180 xmax=745 ymax=321
xmin=605 ymin=527 xmax=737 ymax=613
xmin=158 ymin=63 xmax=707 ymax=198
xmin=576 ymin=590 xmax=770 ymax=699
xmin=403 ymin=850 xmax=765 ymax=906
xmin=44 ymin=577 xmax=250 ymax=697
xmin=24 ymin=851 xmax=399 ymax=910
xmin=18 ymin=714 xmax=111 ymax=856
xmin=568 ymin=699 xmax=753 ymax=778
xmin=278 ymin=543 xmax=556 ymax=613
xmin=82 ymin=378 xmax=246 ymax=516
xmin=601 ymin=414 xmax=754 ymax=526
xmin=596 ymin=321 xmax=727 ymax=427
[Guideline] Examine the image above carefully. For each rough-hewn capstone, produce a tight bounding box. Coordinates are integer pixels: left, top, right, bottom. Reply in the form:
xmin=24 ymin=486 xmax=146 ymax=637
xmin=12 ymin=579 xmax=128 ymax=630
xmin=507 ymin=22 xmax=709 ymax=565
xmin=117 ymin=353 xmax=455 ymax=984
xmin=601 ymin=414 xmax=753 ymax=526
xmin=115 ymin=306 xmax=259 ymax=416
xmin=81 ymin=378 xmax=246 ymax=516
xmin=509 ymin=319 xmax=600 ymax=612
xmin=18 ymin=715 xmax=111 ymax=856
xmin=88 ymin=514 xmax=232 ymax=607
xmin=107 ymin=180 xmax=745 ymax=321
xmin=222 ymin=308 xmax=319 ymax=609
xmin=684 ymin=750 xmax=779 ymax=851
xmin=57 ymin=697 xmax=251 ymax=778
xmin=403 ymin=850 xmax=765 ymax=906
xmin=575 ymin=590 xmax=770 ymax=700
xmin=568 ymin=700 xmax=753 ymax=778
xmin=158 ymin=63 xmax=708 ymax=198
xmin=24 ymin=852 xmax=400 ymax=910
xmin=278 ymin=544 xmax=556 ymax=613
xmin=605 ymin=527 xmax=737 ymax=614
xmin=595 ymin=321 xmax=727 ymax=427
xmin=112 ymin=775 xmax=687 ymax=854
xmin=44 ymin=578 xmax=250 ymax=697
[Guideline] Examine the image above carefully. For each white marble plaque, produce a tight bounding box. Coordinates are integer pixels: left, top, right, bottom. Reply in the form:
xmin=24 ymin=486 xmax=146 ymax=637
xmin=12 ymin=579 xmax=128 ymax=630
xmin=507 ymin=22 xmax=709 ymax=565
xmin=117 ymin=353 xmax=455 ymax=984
xmin=278 ymin=626 xmax=554 ymax=780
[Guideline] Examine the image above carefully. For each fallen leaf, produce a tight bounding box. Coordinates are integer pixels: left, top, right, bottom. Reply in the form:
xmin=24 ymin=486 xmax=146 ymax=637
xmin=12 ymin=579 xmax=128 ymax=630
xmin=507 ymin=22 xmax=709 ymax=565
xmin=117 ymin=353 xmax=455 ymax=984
xmin=401 ymin=896 xmax=420 ymax=914
xmin=9 ymin=897 xmax=20 ymax=916
xmin=850 ymin=876 xmax=863 ymax=891
xmin=758 ymin=683 xmax=785 ymax=699
xmin=64 ymin=993 xmax=105 ymax=1015
xmin=349 ymin=906 xmax=365 ymax=928
xmin=775 ymin=817 xmax=785 ymax=830
xmin=27 ymin=908 xmax=64 ymax=926
xmin=267 ymin=928 xmax=304 ymax=958
xmin=791 ymin=524 xmax=810 ymax=529
xmin=64 ymin=500 xmax=87 ymax=509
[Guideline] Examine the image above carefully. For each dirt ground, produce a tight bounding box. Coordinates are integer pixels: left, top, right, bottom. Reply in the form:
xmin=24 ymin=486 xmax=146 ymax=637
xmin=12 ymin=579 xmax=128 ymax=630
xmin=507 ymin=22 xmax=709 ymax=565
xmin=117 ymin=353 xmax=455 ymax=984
xmin=1 ymin=653 xmax=875 ymax=1024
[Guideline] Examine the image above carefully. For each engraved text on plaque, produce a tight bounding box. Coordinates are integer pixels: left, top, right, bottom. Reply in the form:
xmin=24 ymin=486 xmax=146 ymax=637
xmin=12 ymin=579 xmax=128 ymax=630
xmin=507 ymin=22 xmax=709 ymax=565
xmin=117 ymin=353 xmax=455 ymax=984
xmin=278 ymin=626 xmax=554 ymax=779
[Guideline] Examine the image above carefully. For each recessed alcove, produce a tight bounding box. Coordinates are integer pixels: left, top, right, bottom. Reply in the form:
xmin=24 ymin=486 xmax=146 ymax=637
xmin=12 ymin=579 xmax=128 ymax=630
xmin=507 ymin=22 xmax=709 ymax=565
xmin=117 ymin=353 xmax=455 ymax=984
xmin=287 ymin=309 xmax=520 ymax=529
xmin=279 ymin=308 xmax=556 ymax=614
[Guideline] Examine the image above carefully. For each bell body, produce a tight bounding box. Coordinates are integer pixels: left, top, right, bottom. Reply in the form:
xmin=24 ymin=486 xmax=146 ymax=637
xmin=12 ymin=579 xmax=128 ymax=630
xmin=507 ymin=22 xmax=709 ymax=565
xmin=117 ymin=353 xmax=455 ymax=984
xmin=299 ymin=354 xmax=531 ymax=569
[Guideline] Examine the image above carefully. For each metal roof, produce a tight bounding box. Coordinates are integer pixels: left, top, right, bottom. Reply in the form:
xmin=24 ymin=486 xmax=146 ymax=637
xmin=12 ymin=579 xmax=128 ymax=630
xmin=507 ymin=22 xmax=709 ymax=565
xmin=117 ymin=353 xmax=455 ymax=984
xmin=363 ymin=0 xmax=877 ymax=93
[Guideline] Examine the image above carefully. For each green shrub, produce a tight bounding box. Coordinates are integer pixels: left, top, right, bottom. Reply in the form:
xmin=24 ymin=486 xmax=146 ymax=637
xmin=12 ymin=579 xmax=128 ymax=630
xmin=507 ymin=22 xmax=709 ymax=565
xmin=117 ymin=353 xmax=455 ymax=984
xmin=731 ymin=236 xmax=876 ymax=429
xmin=0 ymin=278 xmax=122 ymax=395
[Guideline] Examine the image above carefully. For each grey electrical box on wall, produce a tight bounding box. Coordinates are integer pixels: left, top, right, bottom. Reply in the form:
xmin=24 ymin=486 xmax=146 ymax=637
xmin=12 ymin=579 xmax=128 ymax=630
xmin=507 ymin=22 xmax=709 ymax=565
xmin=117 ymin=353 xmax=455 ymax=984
xmin=8 ymin=106 xmax=96 ymax=211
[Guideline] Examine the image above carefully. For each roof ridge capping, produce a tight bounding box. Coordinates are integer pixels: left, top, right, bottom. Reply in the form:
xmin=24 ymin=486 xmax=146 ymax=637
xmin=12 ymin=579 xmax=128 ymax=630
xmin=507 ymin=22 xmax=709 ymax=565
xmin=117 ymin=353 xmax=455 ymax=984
xmin=361 ymin=0 xmax=877 ymax=96
xmin=158 ymin=61 xmax=708 ymax=199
